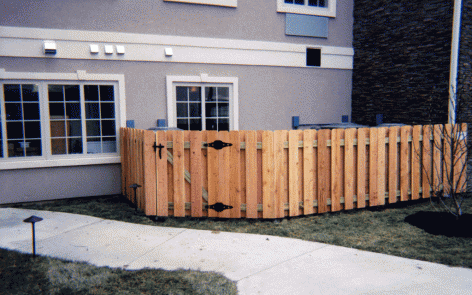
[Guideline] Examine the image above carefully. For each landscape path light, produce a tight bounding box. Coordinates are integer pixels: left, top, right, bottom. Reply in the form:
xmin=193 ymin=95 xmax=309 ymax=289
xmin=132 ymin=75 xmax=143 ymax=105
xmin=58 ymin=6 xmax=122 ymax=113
xmin=23 ymin=215 xmax=43 ymax=258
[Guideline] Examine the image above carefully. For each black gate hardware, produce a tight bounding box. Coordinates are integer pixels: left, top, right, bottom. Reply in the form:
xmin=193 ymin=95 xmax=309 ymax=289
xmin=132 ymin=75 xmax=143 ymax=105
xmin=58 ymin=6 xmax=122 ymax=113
xmin=204 ymin=140 xmax=233 ymax=150
xmin=153 ymin=142 xmax=164 ymax=159
xmin=129 ymin=183 xmax=142 ymax=212
xmin=23 ymin=215 xmax=43 ymax=258
xmin=206 ymin=202 xmax=233 ymax=213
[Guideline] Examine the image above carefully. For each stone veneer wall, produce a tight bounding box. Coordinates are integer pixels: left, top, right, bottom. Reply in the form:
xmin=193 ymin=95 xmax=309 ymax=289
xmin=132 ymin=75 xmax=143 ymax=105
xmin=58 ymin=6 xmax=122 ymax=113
xmin=352 ymin=0 xmax=454 ymax=126
xmin=457 ymin=0 xmax=472 ymax=126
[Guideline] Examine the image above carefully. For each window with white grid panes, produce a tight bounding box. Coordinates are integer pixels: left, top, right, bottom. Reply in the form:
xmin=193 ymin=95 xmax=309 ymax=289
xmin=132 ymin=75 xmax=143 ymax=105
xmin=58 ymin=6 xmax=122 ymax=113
xmin=176 ymin=85 xmax=230 ymax=131
xmin=3 ymin=84 xmax=42 ymax=157
xmin=285 ymin=0 xmax=326 ymax=7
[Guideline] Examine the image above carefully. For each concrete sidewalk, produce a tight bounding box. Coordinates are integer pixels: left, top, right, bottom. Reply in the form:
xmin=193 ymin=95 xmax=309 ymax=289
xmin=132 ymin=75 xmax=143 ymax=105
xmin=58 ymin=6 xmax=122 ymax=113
xmin=1 ymin=208 xmax=472 ymax=294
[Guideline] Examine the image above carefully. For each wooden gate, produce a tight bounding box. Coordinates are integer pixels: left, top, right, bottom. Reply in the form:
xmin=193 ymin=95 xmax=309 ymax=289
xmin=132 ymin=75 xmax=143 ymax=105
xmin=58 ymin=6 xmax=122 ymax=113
xmin=121 ymin=124 xmax=468 ymax=219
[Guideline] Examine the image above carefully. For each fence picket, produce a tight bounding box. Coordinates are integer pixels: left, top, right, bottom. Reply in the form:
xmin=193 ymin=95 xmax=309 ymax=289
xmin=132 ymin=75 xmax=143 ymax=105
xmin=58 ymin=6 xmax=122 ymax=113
xmin=369 ymin=128 xmax=379 ymax=207
xmin=303 ymin=130 xmax=315 ymax=215
xmin=207 ymin=131 xmax=219 ymax=218
xmin=344 ymin=128 xmax=355 ymax=210
xmin=157 ymin=131 xmax=168 ymax=216
xmin=422 ymin=125 xmax=432 ymax=199
xmin=357 ymin=128 xmax=367 ymax=208
xmin=245 ymin=131 xmax=258 ymax=218
xmin=262 ymin=131 xmax=275 ymax=218
xmin=143 ymin=130 xmax=157 ymax=215
xmin=412 ymin=125 xmax=421 ymax=200
xmin=388 ymin=126 xmax=399 ymax=203
xmin=190 ymin=131 xmax=203 ymax=217
xmin=457 ymin=123 xmax=468 ymax=193
xmin=377 ymin=127 xmax=386 ymax=206
xmin=219 ymin=131 xmax=231 ymax=218
xmin=274 ymin=130 xmax=288 ymax=218
xmin=229 ymin=131 xmax=241 ymax=218
xmin=173 ymin=131 xmax=185 ymax=217
xmin=317 ymin=129 xmax=330 ymax=213
xmin=432 ymin=124 xmax=443 ymax=193
xmin=331 ymin=129 xmax=342 ymax=212
xmin=288 ymin=130 xmax=300 ymax=216
xmin=400 ymin=126 xmax=410 ymax=201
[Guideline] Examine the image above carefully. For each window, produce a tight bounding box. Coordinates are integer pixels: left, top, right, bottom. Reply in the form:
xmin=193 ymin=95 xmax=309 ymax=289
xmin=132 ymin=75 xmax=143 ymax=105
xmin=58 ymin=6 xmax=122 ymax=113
xmin=163 ymin=0 xmax=237 ymax=8
xmin=176 ymin=85 xmax=230 ymax=131
xmin=0 ymin=70 xmax=125 ymax=170
xmin=277 ymin=0 xmax=336 ymax=17
xmin=166 ymin=75 xmax=238 ymax=131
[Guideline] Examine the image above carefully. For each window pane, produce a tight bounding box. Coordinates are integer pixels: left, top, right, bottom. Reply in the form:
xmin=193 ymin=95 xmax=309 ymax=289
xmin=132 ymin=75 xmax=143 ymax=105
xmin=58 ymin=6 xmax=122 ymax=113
xmin=85 ymin=103 xmax=100 ymax=119
xmin=84 ymin=85 xmax=99 ymax=101
xmin=177 ymin=119 xmax=189 ymax=130
xmin=68 ymin=138 xmax=83 ymax=154
xmin=206 ymin=103 xmax=217 ymax=118
xmin=48 ymin=85 xmax=64 ymax=101
xmin=23 ymin=103 xmax=40 ymax=120
xmin=26 ymin=139 xmax=41 ymax=156
xmin=218 ymin=118 xmax=229 ymax=131
xmin=177 ymin=103 xmax=188 ymax=118
xmin=5 ymin=103 xmax=22 ymax=120
xmin=101 ymin=120 xmax=116 ymax=136
xmin=100 ymin=103 xmax=115 ymax=119
xmin=50 ymin=120 xmax=66 ymax=137
xmin=217 ymin=87 xmax=229 ymax=101
xmin=66 ymin=103 xmax=81 ymax=119
xmin=68 ymin=121 xmax=82 ymax=137
xmin=206 ymin=119 xmax=217 ymax=131
xmin=205 ymin=87 xmax=217 ymax=102
xmin=102 ymin=137 xmax=117 ymax=153
xmin=295 ymin=0 xmax=304 ymax=4
xmin=319 ymin=0 xmax=326 ymax=7
xmin=87 ymin=137 xmax=101 ymax=154
xmin=190 ymin=119 xmax=202 ymax=131
xmin=4 ymin=84 xmax=21 ymax=101
xmin=8 ymin=140 xmax=24 ymax=157
xmin=7 ymin=122 xmax=23 ymax=139
xmin=100 ymin=85 xmax=114 ymax=101
xmin=86 ymin=120 xmax=101 ymax=136
xmin=189 ymin=103 xmax=201 ymax=118
xmin=51 ymin=138 xmax=66 ymax=155
xmin=285 ymin=0 xmax=294 ymax=3
xmin=49 ymin=103 xmax=65 ymax=117
xmin=218 ymin=103 xmax=229 ymax=117
xmin=189 ymin=87 xmax=201 ymax=102
xmin=176 ymin=87 xmax=188 ymax=102
xmin=65 ymin=85 xmax=80 ymax=102
xmin=24 ymin=121 xmax=41 ymax=138
xmin=22 ymin=85 xmax=39 ymax=101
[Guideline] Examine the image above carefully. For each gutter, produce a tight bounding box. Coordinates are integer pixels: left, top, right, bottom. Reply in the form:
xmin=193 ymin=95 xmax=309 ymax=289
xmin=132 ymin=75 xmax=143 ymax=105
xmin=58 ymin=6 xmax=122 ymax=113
xmin=448 ymin=0 xmax=463 ymax=125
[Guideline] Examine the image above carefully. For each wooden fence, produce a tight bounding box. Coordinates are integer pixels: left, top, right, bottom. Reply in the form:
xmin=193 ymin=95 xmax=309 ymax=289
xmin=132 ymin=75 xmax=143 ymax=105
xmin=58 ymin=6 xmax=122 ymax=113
xmin=120 ymin=124 xmax=467 ymax=219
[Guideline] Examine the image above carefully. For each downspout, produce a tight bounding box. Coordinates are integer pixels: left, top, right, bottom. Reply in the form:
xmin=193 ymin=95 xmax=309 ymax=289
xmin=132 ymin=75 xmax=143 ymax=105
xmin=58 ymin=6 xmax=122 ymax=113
xmin=448 ymin=0 xmax=463 ymax=125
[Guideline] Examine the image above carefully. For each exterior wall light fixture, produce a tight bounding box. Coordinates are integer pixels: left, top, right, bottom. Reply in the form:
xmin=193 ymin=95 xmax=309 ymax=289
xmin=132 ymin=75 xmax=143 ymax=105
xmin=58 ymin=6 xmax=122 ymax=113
xmin=44 ymin=41 xmax=57 ymax=55
xmin=165 ymin=48 xmax=173 ymax=56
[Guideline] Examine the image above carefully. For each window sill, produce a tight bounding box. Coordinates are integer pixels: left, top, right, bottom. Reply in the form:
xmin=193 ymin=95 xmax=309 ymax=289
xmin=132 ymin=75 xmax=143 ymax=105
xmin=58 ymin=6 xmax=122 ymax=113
xmin=277 ymin=0 xmax=336 ymax=18
xmin=0 ymin=155 xmax=121 ymax=170
xmin=163 ymin=0 xmax=237 ymax=7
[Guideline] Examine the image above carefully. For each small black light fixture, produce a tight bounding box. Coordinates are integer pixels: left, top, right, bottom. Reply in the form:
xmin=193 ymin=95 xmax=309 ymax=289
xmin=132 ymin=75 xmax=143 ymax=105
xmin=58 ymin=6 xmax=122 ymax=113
xmin=23 ymin=215 xmax=43 ymax=258
xmin=129 ymin=183 xmax=142 ymax=212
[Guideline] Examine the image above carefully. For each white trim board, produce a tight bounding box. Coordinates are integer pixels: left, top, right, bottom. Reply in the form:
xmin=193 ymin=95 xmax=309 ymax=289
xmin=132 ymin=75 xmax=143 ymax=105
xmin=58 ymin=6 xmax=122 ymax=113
xmin=0 ymin=26 xmax=354 ymax=70
xmin=163 ymin=0 xmax=237 ymax=7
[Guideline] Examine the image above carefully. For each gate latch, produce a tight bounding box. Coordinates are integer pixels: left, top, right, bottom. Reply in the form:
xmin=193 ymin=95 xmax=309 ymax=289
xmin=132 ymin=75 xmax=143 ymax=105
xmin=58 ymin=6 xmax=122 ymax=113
xmin=206 ymin=202 xmax=233 ymax=213
xmin=204 ymin=140 xmax=232 ymax=150
xmin=153 ymin=142 xmax=164 ymax=159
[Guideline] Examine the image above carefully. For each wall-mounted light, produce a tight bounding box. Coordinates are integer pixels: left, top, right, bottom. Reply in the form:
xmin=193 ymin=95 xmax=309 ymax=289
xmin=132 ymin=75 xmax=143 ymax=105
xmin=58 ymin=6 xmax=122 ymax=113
xmin=104 ymin=45 xmax=114 ymax=55
xmin=116 ymin=45 xmax=125 ymax=55
xmin=90 ymin=44 xmax=99 ymax=54
xmin=165 ymin=48 xmax=173 ymax=57
xmin=44 ymin=41 xmax=57 ymax=55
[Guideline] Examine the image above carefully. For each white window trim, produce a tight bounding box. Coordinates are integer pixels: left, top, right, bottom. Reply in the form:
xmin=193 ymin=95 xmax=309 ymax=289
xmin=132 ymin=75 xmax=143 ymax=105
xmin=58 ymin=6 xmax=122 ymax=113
xmin=0 ymin=69 xmax=126 ymax=170
xmin=163 ymin=0 xmax=237 ymax=8
xmin=277 ymin=0 xmax=336 ymax=18
xmin=166 ymin=74 xmax=239 ymax=130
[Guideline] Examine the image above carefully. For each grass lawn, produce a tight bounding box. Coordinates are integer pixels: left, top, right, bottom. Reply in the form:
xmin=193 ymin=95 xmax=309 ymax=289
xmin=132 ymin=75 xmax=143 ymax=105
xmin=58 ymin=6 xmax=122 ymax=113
xmin=2 ymin=194 xmax=472 ymax=294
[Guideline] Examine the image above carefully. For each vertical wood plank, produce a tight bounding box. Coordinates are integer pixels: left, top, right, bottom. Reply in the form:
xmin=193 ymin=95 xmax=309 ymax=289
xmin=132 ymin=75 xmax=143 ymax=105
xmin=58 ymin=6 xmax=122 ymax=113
xmin=457 ymin=123 xmax=468 ymax=193
xmin=357 ymin=128 xmax=367 ymax=208
xmin=388 ymin=126 xmax=399 ymax=203
xmin=317 ymin=129 xmax=330 ymax=213
xmin=411 ymin=125 xmax=421 ymax=200
xmin=369 ymin=128 xmax=379 ymax=207
xmin=331 ymin=129 xmax=342 ymax=212
xmin=400 ymin=126 xmax=410 ymax=201
xmin=131 ymin=128 xmax=137 ymax=204
xmin=274 ymin=130 xmax=287 ymax=218
xmin=303 ymin=130 xmax=315 ymax=215
xmin=262 ymin=131 xmax=275 ymax=218
xmin=245 ymin=130 xmax=258 ymax=219
xmin=157 ymin=131 xmax=168 ymax=216
xmin=219 ymin=131 xmax=230 ymax=218
xmin=190 ymin=131 xmax=203 ymax=217
xmin=288 ymin=130 xmax=300 ymax=216
xmin=143 ymin=130 xmax=157 ymax=216
xmin=120 ymin=128 xmax=127 ymax=198
xmin=422 ymin=125 xmax=432 ymax=199
xmin=377 ymin=127 xmax=386 ymax=206
xmin=173 ymin=131 xmax=185 ymax=217
xmin=207 ymin=131 xmax=219 ymax=218
xmin=229 ymin=131 xmax=241 ymax=218
xmin=443 ymin=124 xmax=452 ymax=194
xmin=344 ymin=128 xmax=355 ymax=210
xmin=432 ymin=124 xmax=443 ymax=193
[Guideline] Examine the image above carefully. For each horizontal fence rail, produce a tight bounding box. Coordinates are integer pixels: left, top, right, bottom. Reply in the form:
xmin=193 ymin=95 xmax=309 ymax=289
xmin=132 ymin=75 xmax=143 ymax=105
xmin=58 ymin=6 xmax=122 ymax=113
xmin=120 ymin=124 xmax=467 ymax=219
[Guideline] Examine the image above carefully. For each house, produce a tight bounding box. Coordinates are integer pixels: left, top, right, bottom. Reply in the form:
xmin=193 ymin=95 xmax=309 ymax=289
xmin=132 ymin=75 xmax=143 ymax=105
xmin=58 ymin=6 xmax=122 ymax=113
xmin=0 ymin=0 xmax=354 ymax=204
xmin=351 ymin=0 xmax=472 ymax=127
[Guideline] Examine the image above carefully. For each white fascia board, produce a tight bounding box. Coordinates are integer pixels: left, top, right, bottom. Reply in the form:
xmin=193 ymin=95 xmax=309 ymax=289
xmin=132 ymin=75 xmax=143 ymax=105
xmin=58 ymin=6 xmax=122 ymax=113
xmin=164 ymin=0 xmax=237 ymax=8
xmin=0 ymin=156 xmax=121 ymax=170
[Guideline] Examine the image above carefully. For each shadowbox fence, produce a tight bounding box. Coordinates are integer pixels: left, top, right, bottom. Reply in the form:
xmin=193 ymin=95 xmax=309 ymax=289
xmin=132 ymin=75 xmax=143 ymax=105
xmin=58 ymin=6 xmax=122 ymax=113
xmin=120 ymin=124 xmax=467 ymax=219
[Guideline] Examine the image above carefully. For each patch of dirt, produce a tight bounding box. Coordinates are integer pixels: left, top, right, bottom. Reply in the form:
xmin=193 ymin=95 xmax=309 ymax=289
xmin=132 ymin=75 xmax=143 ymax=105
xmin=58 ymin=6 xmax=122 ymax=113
xmin=404 ymin=211 xmax=472 ymax=238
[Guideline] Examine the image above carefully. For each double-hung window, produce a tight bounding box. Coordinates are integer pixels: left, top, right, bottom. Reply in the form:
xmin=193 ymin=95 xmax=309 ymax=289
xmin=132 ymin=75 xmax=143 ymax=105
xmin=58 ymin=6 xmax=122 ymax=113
xmin=284 ymin=0 xmax=326 ymax=8
xmin=277 ymin=0 xmax=336 ymax=17
xmin=0 ymin=70 xmax=124 ymax=170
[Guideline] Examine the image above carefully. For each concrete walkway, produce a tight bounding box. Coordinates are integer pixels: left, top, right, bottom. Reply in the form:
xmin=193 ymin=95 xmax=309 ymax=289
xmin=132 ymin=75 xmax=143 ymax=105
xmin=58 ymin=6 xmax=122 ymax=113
xmin=1 ymin=208 xmax=472 ymax=294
